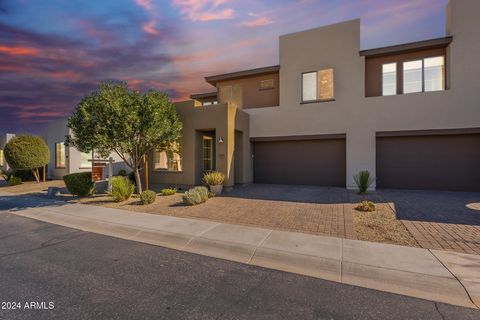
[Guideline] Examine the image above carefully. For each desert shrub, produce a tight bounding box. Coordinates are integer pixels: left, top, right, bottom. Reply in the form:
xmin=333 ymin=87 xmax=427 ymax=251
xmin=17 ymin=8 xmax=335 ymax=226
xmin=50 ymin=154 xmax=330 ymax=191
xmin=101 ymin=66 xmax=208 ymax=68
xmin=7 ymin=176 xmax=22 ymax=186
xmin=182 ymin=186 xmax=209 ymax=206
xmin=63 ymin=172 xmax=95 ymax=197
xmin=4 ymin=135 xmax=50 ymax=182
xmin=108 ymin=177 xmax=134 ymax=202
xmin=160 ymin=188 xmax=176 ymax=196
xmin=140 ymin=190 xmax=156 ymax=205
xmin=353 ymin=170 xmax=374 ymax=194
xmin=117 ymin=169 xmax=127 ymax=176
xmin=355 ymin=201 xmax=376 ymax=212
xmin=208 ymin=191 xmax=216 ymax=198
xmin=202 ymin=171 xmax=225 ymax=186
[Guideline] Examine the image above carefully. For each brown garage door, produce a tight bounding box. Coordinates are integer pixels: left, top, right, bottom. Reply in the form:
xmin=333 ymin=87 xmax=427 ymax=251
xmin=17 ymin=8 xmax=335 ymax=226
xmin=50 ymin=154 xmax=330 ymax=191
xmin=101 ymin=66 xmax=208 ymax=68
xmin=252 ymin=137 xmax=346 ymax=186
xmin=376 ymin=133 xmax=480 ymax=191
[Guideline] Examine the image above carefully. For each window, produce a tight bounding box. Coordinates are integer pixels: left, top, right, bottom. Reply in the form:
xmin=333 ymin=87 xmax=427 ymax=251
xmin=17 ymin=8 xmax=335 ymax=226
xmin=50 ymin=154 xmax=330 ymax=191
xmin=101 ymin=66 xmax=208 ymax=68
xmin=403 ymin=60 xmax=423 ymax=94
xmin=382 ymin=63 xmax=397 ymax=96
xmin=424 ymin=56 xmax=445 ymax=92
xmin=219 ymin=85 xmax=243 ymax=108
xmin=202 ymin=101 xmax=218 ymax=106
xmin=203 ymin=136 xmax=213 ymax=172
xmin=260 ymin=79 xmax=274 ymax=90
xmin=153 ymin=142 xmax=182 ymax=172
xmin=80 ymin=152 xmax=92 ymax=168
xmin=302 ymin=69 xmax=334 ymax=102
xmin=403 ymin=56 xmax=445 ymax=94
xmin=0 ymin=149 xmax=3 ymax=167
xmin=55 ymin=142 xmax=66 ymax=168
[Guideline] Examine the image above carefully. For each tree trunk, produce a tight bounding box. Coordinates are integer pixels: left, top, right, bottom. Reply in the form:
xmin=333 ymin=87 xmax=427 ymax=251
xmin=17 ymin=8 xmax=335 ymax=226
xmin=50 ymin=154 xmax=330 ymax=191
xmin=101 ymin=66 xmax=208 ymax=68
xmin=32 ymin=168 xmax=40 ymax=183
xmin=134 ymin=168 xmax=143 ymax=194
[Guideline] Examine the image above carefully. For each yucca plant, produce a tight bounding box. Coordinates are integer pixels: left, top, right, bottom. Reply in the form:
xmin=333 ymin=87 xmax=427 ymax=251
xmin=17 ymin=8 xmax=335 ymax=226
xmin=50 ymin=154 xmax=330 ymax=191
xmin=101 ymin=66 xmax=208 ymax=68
xmin=108 ymin=177 xmax=134 ymax=202
xmin=353 ymin=170 xmax=374 ymax=194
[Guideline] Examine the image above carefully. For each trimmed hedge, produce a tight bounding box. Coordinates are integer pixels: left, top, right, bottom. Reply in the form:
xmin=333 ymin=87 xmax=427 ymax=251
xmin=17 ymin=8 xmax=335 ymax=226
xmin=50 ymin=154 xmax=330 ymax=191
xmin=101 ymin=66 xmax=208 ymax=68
xmin=4 ymin=135 xmax=50 ymax=170
xmin=63 ymin=172 xmax=95 ymax=197
xmin=7 ymin=177 xmax=22 ymax=186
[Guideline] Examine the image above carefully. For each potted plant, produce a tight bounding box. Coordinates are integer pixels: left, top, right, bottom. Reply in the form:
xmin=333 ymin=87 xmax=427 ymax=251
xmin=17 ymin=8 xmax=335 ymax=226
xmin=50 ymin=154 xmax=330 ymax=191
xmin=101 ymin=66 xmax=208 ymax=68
xmin=202 ymin=171 xmax=225 ymax=195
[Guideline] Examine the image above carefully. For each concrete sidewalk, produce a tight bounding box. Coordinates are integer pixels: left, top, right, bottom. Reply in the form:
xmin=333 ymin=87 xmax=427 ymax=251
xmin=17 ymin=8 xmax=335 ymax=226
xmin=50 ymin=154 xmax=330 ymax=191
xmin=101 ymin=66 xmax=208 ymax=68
xmin=3 ymin=196 xmax=479 ymax=309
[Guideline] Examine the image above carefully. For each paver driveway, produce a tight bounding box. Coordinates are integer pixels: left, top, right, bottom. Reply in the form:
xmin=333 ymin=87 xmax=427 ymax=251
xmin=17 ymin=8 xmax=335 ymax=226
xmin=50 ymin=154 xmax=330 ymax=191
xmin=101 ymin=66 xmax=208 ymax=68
xmin=378 ymin=189 xmax=480 ymax=255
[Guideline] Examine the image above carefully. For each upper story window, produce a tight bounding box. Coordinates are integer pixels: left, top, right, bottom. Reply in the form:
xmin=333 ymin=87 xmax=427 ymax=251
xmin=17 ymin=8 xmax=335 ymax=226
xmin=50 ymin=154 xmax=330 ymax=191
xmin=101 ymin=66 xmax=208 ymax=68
xmin=403 ymin=56 xmax=445 ymax=94
xmin=0 ymin=149 xmax=3 ymax=167
xmin=202 ymin=101 xmax=218 ymax=106
xmin=55 ymin=142 xmax=66 ymax=168
xmin=382 ymin=63 xmax=397 ymax=96
xmin=260 ymin=79 xmax=274 ymax=90
xmin=424 ymin=56 xmax=445 ymax=92
xmin=302 ymin=68 xmax=334 ymax=103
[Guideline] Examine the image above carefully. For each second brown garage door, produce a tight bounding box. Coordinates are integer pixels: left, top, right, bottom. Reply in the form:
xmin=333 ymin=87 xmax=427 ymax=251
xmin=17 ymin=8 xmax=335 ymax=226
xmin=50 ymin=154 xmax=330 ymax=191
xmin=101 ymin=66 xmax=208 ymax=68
xmin=252 ymin=137 xmax=346 ymax=186
xmin=376 ymin=133 xmax=480 ymax=191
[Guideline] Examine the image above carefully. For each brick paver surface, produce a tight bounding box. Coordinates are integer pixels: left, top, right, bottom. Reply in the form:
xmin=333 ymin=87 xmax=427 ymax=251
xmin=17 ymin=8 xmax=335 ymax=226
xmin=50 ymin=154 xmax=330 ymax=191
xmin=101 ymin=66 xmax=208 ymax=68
xmin=378 ymin=189 xmax=480 ymax=255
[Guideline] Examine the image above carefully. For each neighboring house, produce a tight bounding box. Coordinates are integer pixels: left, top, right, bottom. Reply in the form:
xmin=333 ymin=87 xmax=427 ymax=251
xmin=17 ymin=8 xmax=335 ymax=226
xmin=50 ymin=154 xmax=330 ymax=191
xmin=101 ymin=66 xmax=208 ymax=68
xmin=0 ymin=133 xmax=15 ymax=172
xmin=46 ymin=118 xmax=127 ymax=179
xmin=149 ymin=0 xmax=480 ymax=192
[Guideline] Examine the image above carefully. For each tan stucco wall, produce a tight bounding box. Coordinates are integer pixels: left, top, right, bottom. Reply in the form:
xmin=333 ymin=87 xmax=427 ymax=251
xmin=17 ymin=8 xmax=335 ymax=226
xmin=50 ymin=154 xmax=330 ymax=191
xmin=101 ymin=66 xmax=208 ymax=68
xmin=245 ymin=0 xmax=480 ymax=189
xmin=217 ymin=73 xmax=280 ymax=109
xmin=149 ymin=102 xmax=252 ymax=188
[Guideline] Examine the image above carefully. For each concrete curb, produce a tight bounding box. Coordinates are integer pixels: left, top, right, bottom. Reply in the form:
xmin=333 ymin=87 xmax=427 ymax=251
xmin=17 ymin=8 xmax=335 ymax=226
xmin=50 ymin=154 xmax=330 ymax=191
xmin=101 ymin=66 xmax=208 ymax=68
xmin=6 ymin=201 xmax=479 ymax=309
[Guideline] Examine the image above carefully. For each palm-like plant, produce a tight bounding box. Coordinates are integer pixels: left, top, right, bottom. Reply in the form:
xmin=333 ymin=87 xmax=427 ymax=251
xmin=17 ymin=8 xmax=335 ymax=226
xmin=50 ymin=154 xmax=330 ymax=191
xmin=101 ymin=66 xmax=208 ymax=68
xmin=353 ymin=170 xmax=374 ymax=194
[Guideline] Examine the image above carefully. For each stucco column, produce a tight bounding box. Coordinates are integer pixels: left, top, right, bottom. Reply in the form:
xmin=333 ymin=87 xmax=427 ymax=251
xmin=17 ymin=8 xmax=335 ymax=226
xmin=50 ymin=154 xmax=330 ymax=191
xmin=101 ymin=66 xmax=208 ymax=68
xmin=214 ymin=103 xmax=236 ymax=188
xmin=346 ymin=128 xmax=376 ymax=190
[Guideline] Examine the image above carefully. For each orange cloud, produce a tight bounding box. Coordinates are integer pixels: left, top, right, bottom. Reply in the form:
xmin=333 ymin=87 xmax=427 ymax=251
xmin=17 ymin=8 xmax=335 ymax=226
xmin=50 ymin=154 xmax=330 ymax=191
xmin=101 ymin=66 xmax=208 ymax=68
xmin=0 ymin=45 xmax=39 ymax=56
xmin=173 ymin=0 xmax=235 ymax=22
xmin=239 ymin=16 xmax=273 ymax=27
xmin=134 ymin=0 xmax=153 ymax=11
xmin=142 ymin=20 xmax=160 ymax=35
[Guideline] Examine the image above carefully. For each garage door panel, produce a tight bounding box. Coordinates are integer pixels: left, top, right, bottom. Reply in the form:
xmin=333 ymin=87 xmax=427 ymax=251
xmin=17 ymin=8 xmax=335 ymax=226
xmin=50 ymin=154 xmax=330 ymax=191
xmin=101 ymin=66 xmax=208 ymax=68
xmin=377 ymin=134 xmax=480 ymax=191
xmin=253 ymin=139 xmax=346 ymax=186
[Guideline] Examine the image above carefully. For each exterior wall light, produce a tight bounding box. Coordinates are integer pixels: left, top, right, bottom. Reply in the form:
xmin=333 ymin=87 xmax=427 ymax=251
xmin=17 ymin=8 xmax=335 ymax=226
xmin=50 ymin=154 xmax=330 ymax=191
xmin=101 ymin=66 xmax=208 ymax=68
xmin=218 ymin=137 xmax=224 ymax=144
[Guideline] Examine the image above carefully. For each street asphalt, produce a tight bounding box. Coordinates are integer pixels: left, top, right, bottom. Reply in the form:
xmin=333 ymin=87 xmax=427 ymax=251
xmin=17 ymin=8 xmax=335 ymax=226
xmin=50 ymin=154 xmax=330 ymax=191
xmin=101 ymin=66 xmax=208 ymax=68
xmin=0 ymin=211 xmax=479 ymax=320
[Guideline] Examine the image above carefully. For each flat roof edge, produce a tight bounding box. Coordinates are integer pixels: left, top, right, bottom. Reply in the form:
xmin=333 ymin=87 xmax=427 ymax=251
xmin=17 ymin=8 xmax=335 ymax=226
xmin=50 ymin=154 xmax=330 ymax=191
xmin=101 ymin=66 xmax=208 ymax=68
xmin=205 ymin=65 xmax=280 ymax=85
xmin=360 ymin=36 xmax=453 ymax=58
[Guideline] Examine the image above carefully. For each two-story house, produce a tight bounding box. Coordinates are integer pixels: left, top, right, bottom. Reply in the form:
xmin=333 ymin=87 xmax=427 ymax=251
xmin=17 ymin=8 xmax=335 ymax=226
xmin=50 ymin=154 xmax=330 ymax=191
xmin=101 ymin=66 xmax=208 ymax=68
xmin=148 ymin=0 xmax=480 ymax=192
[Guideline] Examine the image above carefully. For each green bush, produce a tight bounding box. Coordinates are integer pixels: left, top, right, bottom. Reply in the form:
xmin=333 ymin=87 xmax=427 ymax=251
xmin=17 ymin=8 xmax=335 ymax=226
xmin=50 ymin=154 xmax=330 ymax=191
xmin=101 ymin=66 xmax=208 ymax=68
xmin=353 ymin=170 xmax=374 ymax=194
xmin=140 ymin=190 xmax=156 ymax=205
xmin=12 ymin=169 xmax=35 ymax=181
xmin=7 ymin=176 xmax=22 ymax=186
xmin=4 ymin=135 xmax=50 ymax=183
xmin=182 ymin=186 xmax=209 ymax=206
xmin=109 ymin=177 xmax=134 ymax=202
xmin=160 ymin=188 xmax=176 ymax=196
xmin=355 ymin=200 xmax=376 ymax=212
xmin=208 ymin=191 xmax=216 ymax=198
xmin=117 ymin=169 xmax=127 ymax=176
xmin=63 ymin=172 xmax=95 ymax=197
xmin=202 ymin=171 xmax=225 ymax=186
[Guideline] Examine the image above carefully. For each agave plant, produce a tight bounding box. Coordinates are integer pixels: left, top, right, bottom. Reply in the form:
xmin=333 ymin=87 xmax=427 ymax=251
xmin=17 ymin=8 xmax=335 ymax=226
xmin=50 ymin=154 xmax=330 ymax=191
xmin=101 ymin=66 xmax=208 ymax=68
xmin=353 ymin=170 xmax=374 ymax=194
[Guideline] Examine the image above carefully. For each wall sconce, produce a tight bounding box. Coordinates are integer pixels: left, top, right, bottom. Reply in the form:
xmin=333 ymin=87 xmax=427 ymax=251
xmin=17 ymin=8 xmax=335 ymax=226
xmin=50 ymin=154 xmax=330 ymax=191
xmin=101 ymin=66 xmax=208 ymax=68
xmin=218 ymin=137 xmax=224 ymax=144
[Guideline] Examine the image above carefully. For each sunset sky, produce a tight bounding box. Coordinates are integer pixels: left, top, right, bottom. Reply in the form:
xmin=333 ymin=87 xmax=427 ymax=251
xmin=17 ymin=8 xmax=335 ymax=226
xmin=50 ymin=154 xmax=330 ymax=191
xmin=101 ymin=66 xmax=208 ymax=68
xmin=1 ymin=0 xmax=448 ymax=134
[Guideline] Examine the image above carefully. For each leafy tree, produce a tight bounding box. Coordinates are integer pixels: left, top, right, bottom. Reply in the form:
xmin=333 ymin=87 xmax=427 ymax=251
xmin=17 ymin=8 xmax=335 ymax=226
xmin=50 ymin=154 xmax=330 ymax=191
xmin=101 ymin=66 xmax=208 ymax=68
xmin=4 ymin=135 xmax=50 ymax=183
xmin=66 ymin=81 xmax=182 ymax=193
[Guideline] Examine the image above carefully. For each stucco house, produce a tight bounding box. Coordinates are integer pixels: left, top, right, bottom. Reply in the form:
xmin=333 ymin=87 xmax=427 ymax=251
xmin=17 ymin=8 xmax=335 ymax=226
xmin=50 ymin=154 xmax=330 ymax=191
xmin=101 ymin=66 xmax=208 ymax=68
xmin=147 ymin=0 xmax=480 ymax=192
xmin=45 ymin=118 xmax=127 ymax=180
xmin=0 ymin=133 xmax=15 ymax=172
